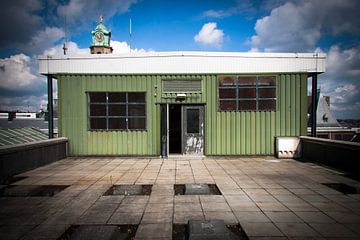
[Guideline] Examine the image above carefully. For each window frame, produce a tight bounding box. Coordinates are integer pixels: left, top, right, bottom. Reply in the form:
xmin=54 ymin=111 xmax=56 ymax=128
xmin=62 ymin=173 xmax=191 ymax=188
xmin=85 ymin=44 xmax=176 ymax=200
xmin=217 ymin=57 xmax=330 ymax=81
xmin=87 ymin=92 xmax=146 ymax=131
xmin=218 ymin=75 xmax=277 ymax=112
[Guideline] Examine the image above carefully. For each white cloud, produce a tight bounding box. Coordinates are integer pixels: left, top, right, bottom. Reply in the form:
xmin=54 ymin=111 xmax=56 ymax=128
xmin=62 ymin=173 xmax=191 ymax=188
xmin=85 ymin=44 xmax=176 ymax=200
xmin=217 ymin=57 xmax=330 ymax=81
xmin=194 ymin=22 xmax=224 ymax=48
xmin=335 ymin=84 xmax=357 ymax=94
xmin=0 ymin=54 xmax=38 ymax=90
xmin=111 ymin=40 xmax=148 ymax=54
xmin=202 ymin=9 xmax=237 ymax=18
xmin=43 ymin=41 xmax=89 ymax=56
xmin=250 ymin=0 xmax=360 ymax=52
xmin=57 ymin=0 xmax=137 ymax=31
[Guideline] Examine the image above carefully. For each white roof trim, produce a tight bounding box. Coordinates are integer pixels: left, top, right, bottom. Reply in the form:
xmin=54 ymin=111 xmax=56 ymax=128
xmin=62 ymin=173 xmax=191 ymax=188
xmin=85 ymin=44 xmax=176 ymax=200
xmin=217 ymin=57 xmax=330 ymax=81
xmin=39 ymin=51 xmax=326 ymax=75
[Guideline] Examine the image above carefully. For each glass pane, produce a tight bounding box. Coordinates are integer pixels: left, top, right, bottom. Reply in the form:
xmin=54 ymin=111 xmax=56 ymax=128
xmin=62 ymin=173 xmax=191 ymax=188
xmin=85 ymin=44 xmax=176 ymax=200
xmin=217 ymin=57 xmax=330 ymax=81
xmin=258 ymin=88 xmax=276 ymax=98
xmin=238 ymin=88 xmax=256 ymax=98
xmin=238 ymin=100 xmax=256 ymax=110
xmin=219 ymin=100 xmax=236 ymax=111
xmin=219 ymin=76 xmax=236 ymax=86
xmin=89 ymin=92 xmax=106 ymax=103
xmin=219 ymin=88 xmax=236 ymax=98
xmin=129 ymin=118 xmax=146 ymax=130
xmin=108 ymin=93 xmax=125 ymax=103
xmin=258 ymin=76 xmax=276 ymax=86
xmin=187 ymin=109 xmax=199 ymax=133
xmin=108 ymin=118 xmax=126 ymax=129
xmin=128 ymin=105 xmax=146 ymax=116
xmin=90 ymin=104 xmax=106 ymax=116
xmin=128 ymin=93 xmax=145 ymax=103
xmin=238 ymin=77 xmax=256 ymax=87
xmin=90 ymin=118 xmax=106 ymax=129
xmin=259 ymin=100 xmax=276 ymax=110
xmin=108 ymin=105 xmax=126 ymax=116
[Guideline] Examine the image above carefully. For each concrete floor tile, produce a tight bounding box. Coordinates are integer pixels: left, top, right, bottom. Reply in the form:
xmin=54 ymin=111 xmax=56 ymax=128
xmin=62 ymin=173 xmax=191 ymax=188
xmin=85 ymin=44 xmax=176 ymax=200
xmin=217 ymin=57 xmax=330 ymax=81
xmin=275 ymin=223 xmax=320 ymax=237
xmin=234 ymin=211 xmax=271 ymax=223
xmin=24 ymin=224 xmax=69 ymax=239
xmin=201 ymin=200 xmax=231 ymax=212
xmin=257 ymin=202 xmax=289 ymax=212
xmin=141 ymin=211 xmax=173 ymax=223
xmin=294 ymin=211 xmax=335 ymax=223
xmin=309 ymin=223 xmax=358 ymax=238
xmin=108 ymin=211 xmax=143 ymax=224
xmin=145 ymin=203 xmax=173 ymax=213
xmin=324 ymin=211 xmax=360 ymax=223
xmin=174 ymin=195 xmax=199 ymax=203
xmin=241 ymin=222 xmax=284 ymax=237
xmin=265 ymin=211 xmax=304 ymax=223
xmin=135 ymin=223 xmax=172 ymax=240
xmin=204 ymin=211 xmax=238 ymax=224
xmin=173 ymin=211 xmax=204 ymax=224
xmin=175 ymin=201 xmax=202 ymax=212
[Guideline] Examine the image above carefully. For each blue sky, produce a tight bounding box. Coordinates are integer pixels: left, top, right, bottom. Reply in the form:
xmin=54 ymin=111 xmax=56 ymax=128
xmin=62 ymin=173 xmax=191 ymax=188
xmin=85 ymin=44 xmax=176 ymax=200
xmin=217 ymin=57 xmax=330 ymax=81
xmin=0 ymin=0 xmax=359 ymax=119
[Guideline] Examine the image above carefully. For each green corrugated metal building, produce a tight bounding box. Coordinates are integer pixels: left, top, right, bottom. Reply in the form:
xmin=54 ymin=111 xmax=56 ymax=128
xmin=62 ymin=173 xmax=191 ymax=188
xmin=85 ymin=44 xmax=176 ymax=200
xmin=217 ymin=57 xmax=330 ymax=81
xmin=39 ymin=22 xmax=326 ymax=157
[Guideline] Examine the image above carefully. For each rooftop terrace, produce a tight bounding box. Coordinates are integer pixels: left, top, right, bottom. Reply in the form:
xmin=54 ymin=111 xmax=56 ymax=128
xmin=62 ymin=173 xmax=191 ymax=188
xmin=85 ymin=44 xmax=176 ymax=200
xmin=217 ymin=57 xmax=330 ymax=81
xmin=1 ymin=156 xmax=360 ymax=239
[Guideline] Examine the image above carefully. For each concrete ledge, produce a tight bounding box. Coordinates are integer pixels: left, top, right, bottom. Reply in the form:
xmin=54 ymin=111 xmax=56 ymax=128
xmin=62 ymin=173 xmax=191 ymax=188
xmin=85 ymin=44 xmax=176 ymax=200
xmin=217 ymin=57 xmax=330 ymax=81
xmin=0 ymin=137 xmax=68 ymax=183
xmin=300 ymin=136 xmax=360 ymax=176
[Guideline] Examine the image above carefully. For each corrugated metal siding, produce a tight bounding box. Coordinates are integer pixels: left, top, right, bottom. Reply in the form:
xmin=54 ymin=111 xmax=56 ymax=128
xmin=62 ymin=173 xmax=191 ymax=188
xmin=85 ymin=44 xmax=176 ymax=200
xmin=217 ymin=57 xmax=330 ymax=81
xmin=58 ymin=75 xmax=160 ymax=156
xmin=58 ymin=73 xmax=307 ymax=156
xmin=204 ymin=73 xmax=307 ymax=155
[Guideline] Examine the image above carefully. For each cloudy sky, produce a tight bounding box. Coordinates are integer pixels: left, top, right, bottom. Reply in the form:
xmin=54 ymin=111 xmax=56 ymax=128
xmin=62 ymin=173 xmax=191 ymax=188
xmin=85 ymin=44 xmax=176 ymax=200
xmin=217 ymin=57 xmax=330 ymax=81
xmin=0 ymin=0 xmax=359 ymax=118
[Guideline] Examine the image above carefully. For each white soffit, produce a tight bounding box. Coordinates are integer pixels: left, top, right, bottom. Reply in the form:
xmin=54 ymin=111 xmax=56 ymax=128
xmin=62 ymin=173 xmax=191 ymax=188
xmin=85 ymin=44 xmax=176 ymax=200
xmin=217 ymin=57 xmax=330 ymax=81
xmin=38 ymin=51 xmax=326 ymax=75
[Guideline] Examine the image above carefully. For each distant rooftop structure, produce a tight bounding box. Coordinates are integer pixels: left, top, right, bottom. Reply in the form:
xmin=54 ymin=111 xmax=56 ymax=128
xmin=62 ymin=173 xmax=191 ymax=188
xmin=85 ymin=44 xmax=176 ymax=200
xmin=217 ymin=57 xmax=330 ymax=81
xmin=0 ymin=127 xmax=48 ymax=146
xmin=308 ymin=95 xmax=341 ymax=128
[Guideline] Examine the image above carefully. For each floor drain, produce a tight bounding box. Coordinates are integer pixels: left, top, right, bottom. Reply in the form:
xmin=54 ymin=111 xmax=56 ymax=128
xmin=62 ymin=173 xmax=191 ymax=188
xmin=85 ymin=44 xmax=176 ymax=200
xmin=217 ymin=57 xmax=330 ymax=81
xmin=104 ymin=185 xmax=152 ymax=196
xmin=0 ymin=185 xmax=69 ymax=197
xmin=58 ymin=224 xmax=137 ymax=240
xmin=173 ymin=221 xmax=248 ymax=240
xmin=174 ymin=184 xmax=222 ymax=195
xmin=322 ymin=183 xmax=359 ymax=194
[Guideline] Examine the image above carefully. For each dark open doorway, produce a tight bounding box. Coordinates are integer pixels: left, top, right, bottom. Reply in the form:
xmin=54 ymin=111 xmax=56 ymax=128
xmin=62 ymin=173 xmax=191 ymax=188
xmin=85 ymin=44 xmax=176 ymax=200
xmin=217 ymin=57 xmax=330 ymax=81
xmin=169 ymin=104 xmax=182 ymax=153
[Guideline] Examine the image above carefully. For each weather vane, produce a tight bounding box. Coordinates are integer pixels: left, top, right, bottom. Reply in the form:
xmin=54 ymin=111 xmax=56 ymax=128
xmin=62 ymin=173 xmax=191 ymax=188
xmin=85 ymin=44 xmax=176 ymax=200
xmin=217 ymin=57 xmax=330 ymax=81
xmin=100 ymin=15 xmax=103 ymax=24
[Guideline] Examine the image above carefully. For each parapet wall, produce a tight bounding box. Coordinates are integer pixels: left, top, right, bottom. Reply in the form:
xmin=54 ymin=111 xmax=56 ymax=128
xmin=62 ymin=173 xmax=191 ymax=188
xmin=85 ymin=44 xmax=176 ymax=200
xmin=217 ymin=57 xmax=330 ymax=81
xmin=300 ymin=136 xmax=360 ymax=176
xmin=0 ymin=137 xmax=68 ymax=183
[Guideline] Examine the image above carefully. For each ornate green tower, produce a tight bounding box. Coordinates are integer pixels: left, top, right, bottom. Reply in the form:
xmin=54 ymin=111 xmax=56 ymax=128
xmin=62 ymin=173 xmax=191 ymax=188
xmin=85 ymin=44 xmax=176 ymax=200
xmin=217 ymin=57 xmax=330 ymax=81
xmin=90 ymin=16 xmax=113 ymax=54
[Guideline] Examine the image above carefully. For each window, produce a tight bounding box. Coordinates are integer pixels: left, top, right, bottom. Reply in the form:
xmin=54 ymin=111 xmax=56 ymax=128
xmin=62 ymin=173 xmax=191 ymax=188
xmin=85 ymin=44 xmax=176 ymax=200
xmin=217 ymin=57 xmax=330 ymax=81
xmin=88 ymin=92 xmax=146 ymax=130
xmin=218 ymin=76 xmax=276 ymax=111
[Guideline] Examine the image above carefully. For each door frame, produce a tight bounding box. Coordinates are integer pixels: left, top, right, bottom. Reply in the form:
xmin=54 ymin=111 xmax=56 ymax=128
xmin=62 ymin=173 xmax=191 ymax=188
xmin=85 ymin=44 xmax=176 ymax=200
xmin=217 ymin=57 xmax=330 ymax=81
xmin=160 ymin=103 xmax=205 ymax=157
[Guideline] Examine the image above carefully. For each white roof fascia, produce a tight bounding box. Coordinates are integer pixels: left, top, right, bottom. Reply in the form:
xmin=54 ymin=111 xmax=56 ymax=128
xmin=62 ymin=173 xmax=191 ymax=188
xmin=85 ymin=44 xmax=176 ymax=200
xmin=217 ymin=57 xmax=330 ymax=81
xmin=39 ymin=51 xmax=326 ymax=75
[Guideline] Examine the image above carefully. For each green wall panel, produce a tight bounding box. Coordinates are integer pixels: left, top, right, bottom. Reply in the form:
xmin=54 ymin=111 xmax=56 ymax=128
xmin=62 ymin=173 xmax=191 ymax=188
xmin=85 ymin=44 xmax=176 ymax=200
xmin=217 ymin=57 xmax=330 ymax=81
xmin=58 ymin=73 xmax=307 ymax=156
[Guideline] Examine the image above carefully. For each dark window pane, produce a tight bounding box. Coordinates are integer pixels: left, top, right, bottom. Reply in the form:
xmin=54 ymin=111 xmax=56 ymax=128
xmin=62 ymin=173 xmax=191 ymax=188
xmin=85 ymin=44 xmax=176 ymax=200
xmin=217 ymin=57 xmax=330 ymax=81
xmin=108 ymin=105 xmax=126 ymax=116
xmin=219 ymin=76 xmax=236 ymax=86
xmin=89 ymin=92 xmax=106 ymax=103
xmin=108 ymin=93 xmax=125 ymax=103
xmin=238 ymin=77 xmax=256 ymax=87
xmin=238 ymin=100 xmax=256 ymax=110
xmin=258 ymin=76 xmax=276 ymax=86
xmin=128 ymin=93 xmax=145 ymax=103
xmin=108 ymin=118 xmax=126 ymax=129
xmin=259 ymin=100 xmax=276 ymax=110
xmin=187 ymin=109 xmax=199 ymax=133
xmin=90 ymin=105 xmax=106 ymax=116
xmin=219 ymin=88 xmax=236 ymax=98
xmin=90 ymin=118 xmax=106 ymax=129
xmin=258 ymin=88 xmax=276 ymax=98
xmin=129 ymin=118 xmax=146 ymax=129
xmin=128 ymin=105 xmax=146 ymax=116
xmin=219 ymin=100 xmax=236 ymax=111
xmin=238 ymin=88 xmax=256 ymax=98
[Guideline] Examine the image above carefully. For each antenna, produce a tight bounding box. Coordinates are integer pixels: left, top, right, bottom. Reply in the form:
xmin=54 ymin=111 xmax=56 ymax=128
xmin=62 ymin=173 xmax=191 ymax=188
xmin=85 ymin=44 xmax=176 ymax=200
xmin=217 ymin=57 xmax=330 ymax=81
xmin=129 ymin=18 xmax=132 ymax=53
xmin=63 ymin=14 xmax=68 ymax=55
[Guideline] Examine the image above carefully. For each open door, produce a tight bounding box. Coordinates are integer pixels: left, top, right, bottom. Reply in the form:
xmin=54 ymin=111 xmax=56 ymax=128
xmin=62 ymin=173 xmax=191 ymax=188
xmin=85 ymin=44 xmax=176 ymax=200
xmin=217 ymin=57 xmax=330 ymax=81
xmin=182 ymin=106 xmax=204 ymax=155
xmin=160 ymin=104 xmax=168 ymax=157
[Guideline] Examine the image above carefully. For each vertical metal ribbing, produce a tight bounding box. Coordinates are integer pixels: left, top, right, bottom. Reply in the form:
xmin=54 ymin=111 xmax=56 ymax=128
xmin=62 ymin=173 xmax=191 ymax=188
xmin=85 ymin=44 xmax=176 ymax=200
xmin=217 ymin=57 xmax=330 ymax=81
xmin=47 ymin=75 xmax=53 ymax=139
xmin=311 ymin=73 xmax=318 ymax=137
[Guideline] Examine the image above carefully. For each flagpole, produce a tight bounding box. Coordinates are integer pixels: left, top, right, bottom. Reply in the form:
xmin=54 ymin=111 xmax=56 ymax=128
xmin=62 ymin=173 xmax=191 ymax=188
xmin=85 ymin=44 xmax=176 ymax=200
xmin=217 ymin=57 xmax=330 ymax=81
xmin=130 ymin=18 xmax=132 ymax=53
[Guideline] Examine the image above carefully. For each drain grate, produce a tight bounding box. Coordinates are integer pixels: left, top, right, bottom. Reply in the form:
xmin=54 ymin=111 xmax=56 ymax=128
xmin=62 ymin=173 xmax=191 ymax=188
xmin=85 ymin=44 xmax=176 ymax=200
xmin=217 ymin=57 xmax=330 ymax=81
xmin=173 ymin=221 xmax=248 ymax=240
xmin=104 ymin=185 xmax=152 ymax=196
xmin=0 ymin=185 xmax=69 ymax=197
xmin=174 ymin=184 xmax=222 ymax=195
xmin=322 ymin=183 xmax=359 ymax=194
xmin=58 ymin=224 xmax=137 ymax=240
